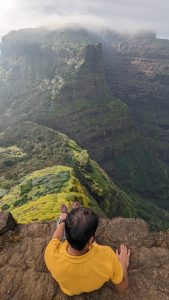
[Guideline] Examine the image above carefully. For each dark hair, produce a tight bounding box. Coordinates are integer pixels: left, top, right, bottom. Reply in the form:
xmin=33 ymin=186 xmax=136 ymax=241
xmin=65 ymin=208 xmax=99 ymax=251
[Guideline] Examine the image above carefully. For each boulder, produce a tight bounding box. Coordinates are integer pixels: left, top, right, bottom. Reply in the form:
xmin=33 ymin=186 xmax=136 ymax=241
xmin=0 ymin=211 xmax=17 ymax=235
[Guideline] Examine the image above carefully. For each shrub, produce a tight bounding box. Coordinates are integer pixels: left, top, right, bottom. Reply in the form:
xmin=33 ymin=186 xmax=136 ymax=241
xmin=13 ymin=195 xmax=28 ymax=207
xmin=3 ymin=160 xmax=15 ymax=167
xmin=1 ymin=203 xmax=10 ymax=210
xmin=20 ymin=180 xmax=33 ymax=195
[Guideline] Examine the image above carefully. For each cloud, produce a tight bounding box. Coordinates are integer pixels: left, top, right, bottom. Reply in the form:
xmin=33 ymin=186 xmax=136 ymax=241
xmin=0 ymin=0 xmax=169 ymax=39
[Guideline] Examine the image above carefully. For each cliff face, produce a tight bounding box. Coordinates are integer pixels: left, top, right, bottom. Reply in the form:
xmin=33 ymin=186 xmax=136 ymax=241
xmin=103 ymin=38 xmax=169 ymax=164
xmin=0 ymin=212 xmax=169 ymax=300
xmin=0 ymin=28 xmax=169 ymax=229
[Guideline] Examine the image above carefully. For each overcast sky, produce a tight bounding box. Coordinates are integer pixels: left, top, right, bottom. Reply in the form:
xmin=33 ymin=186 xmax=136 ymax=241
xmin=0 ymin=0 xmax=169 ymax=39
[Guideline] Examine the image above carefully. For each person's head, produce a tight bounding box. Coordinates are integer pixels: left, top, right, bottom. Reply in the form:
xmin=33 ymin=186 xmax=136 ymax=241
xmin=65 ymin=207 xmax=99 ymax=251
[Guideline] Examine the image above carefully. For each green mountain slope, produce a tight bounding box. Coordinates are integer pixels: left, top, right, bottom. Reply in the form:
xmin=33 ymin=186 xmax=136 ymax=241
xmin=0 ymin=122 xmax=135 ymax=222
xmin=0 ymin=166 xmax=91 ymax=223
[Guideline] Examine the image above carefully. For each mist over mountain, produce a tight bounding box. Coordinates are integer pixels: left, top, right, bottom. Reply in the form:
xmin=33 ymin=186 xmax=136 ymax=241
xmin=0 ymin=0 xmax=169 ymax=39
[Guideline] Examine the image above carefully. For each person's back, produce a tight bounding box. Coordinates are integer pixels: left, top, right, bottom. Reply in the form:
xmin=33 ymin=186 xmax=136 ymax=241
xmin=44 ymin=207 xmax=130 ymax=296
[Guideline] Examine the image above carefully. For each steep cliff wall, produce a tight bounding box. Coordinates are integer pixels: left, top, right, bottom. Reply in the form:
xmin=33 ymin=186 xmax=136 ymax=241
xmin=103 ymin=38 xmax=169 ymax=165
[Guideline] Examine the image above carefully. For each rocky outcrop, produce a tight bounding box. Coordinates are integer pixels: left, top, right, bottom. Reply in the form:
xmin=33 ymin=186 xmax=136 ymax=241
xmin=0 ymin=211 xmax=16 ymax=234
xmin=0 ymin=213 xmax=169 ymax=300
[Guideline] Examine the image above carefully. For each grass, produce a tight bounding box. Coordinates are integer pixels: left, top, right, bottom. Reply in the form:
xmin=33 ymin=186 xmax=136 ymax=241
xmin=0 ymin=165 xmax=91 ymax=223
xmin=0 ymin=145 xmax=26 ymax=157
xmin=12 ymin=192 xmax=90 ymax=223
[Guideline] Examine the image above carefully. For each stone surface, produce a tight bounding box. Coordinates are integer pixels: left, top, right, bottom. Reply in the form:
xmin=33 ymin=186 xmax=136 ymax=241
xmin=0 ymin=211 xmax=17 ymax=235
xmin=0 ymin=216 xmax=169 ymax=300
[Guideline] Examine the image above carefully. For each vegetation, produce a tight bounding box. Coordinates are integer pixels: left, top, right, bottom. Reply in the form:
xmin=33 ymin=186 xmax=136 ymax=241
xmin=113 ymin=139 xmax=169 ymax=209
xmin=0 ymin=121 xmax=168 ymax=229
xmin=0 ymin=165 xmax=91 ymax=223
xmin=1 ymin=203 xmax=10 ymax=210
xmin=0 ymin=123 xmax=136 ymax=224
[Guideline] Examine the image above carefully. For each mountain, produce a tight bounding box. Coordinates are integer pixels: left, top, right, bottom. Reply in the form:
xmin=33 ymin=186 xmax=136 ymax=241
xmin=0 ymin=27 xmax=169 ymax=229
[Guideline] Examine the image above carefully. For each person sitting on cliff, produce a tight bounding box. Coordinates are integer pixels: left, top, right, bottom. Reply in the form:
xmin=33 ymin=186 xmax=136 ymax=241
xmin=44 ymin=203 xmax=130 ymax=296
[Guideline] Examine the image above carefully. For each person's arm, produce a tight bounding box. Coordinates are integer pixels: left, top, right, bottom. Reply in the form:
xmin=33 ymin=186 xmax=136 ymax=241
xmin=114 ymin=269 xmax=128 ymax=293
xmin=52 ymin=212 xmax=67 ymax=240
xmin=114 ymin=244 xmax=130 ymax=293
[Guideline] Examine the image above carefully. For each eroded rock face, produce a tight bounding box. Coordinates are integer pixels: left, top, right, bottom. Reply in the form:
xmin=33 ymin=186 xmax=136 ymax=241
xmin=0 ymin=216 xmax=169 ymax=300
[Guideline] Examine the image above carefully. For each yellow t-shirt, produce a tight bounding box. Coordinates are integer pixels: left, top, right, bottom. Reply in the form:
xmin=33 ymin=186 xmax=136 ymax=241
xmin=44 ymin=239 xmax=123 ymax=296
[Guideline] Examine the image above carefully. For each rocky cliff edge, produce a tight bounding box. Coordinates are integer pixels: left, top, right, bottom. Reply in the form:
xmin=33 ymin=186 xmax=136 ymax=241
xmin=0 ymin=212 xmax=169 ymax=300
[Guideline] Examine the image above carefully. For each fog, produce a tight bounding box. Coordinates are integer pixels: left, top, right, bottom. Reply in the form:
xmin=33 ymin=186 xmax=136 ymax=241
xmin=0 ymin=0 xmax=169 ymax=39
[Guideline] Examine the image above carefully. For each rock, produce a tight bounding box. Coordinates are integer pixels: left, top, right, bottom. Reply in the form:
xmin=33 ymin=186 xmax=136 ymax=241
xmin=0 ymin=216 xmax=169 ymax=300
xmin=0 ymin=189 xmax=7 ymax=198
xmin=0 ymin=212 xmax=17 ymax=235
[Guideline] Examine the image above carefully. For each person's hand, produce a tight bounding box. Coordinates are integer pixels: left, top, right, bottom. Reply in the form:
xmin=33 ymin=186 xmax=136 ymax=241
xmin=116 ymin=244 xmax=130 ymax=273
xmin=60 ymin=204 xmax=68 ymax=219
xmin=72 ymin=201 xmax=81 ymax=209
